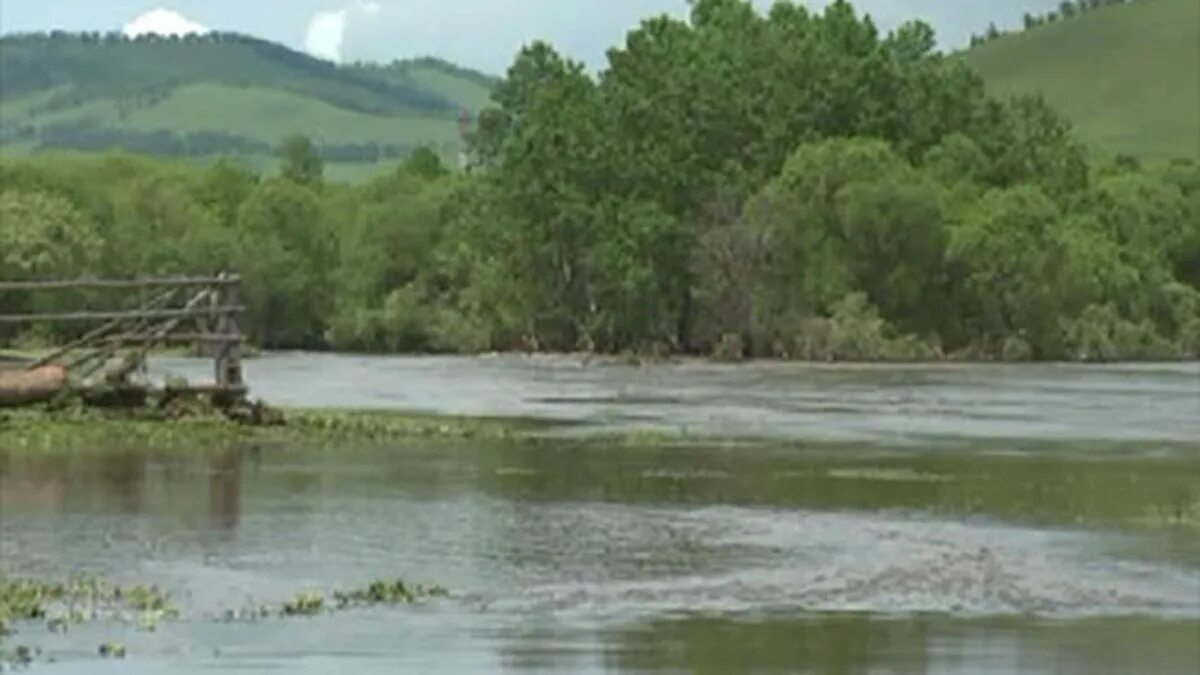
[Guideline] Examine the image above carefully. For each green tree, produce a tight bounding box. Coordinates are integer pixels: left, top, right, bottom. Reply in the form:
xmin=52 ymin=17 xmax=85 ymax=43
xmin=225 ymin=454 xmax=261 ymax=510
xmin=235 ymin=179 xmax=335 ymax=347
xmin=278 ymin=134 xmax=323 ymax=186
xmin=946 ymin=186 xmax=1075 ymax=356
xmin=0 ymin=190 xmax=98 ymax=281
xmin=743 ymin=138 xmax=947 ymax=339
xmin=0 ymin=189 xmax=101 ymax=341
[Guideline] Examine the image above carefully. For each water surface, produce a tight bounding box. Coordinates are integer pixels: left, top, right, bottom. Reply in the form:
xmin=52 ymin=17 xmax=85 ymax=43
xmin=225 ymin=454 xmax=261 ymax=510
xmin=2 ymin=356 xmax=1198 ymax=673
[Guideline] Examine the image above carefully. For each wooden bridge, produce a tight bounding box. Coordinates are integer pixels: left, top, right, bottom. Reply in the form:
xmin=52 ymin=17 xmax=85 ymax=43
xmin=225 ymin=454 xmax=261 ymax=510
xmin=0 ymin=274 xmax=247 ymax=407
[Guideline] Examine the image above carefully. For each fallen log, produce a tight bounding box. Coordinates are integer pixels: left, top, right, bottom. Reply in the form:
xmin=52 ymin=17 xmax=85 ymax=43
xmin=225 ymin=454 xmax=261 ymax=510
xmin=0 ymin=365 xmax=68 ymax=407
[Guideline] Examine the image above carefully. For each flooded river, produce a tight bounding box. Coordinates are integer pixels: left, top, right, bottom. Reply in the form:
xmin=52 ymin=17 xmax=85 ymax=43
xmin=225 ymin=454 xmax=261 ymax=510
xmin=2 ymin=355 xmax=1198 ymax=673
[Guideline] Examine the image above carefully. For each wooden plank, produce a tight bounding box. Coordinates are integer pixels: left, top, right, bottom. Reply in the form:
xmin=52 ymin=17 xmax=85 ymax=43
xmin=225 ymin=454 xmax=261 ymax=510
xmin=101 ymin=333 xmax=247 ymax=345
xmin=163 ymin=384 xmax=249 ymax=396
xmin=72 ymin=289 xmax=215 ymax=380
xmin=29 ymin=288 xmax=179 ymax=369
xmin=0 ymin=275 xmax=242 ymax=292
xmin=0 ymin=305 xmax=244 ymax=325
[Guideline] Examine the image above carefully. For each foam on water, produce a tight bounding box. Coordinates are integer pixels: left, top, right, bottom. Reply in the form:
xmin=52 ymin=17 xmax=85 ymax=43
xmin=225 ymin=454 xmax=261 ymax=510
xmin=483 ymin=508 xmax=1200 ymax=622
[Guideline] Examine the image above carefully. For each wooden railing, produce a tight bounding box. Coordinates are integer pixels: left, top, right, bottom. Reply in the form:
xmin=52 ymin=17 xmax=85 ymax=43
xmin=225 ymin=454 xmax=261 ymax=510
xmin=0 ymin=273 xmax=246 ymax=394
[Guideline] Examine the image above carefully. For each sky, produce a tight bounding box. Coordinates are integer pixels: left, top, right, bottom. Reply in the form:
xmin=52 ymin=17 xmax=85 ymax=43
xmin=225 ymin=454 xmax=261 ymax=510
xmin=0 ymin=1 xmax=1062 ymax=74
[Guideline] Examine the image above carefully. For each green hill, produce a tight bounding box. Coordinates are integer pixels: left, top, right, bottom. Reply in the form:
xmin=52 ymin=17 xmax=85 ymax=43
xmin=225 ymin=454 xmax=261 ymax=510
xmin=0 ymin=32 xmax=498 ymax=177
xmin=965 ymin=0 xmax=1199 ymax=161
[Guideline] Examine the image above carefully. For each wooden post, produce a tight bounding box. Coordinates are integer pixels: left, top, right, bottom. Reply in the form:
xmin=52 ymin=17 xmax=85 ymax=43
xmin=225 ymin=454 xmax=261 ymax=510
xmin=214 ymin=273 xmax=244 ymax=389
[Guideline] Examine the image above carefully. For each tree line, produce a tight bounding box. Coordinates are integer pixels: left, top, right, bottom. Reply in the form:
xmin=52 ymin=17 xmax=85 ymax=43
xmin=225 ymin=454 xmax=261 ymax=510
xmin=2 ymin=0 xmax=1197 ymax=361
xmin=970 ymin=0 xmax=1139 ymax=46
xmin=0 ymin=120 xmax=418 ymax=163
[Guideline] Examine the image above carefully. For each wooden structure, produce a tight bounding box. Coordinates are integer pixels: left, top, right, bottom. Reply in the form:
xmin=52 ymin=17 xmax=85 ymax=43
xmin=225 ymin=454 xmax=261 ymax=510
xmin=0 ymin=274 xmax=247 ymax=407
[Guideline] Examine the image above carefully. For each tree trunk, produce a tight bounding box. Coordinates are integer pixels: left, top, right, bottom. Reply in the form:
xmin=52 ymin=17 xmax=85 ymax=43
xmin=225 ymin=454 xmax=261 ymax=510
xmin=0 ymin=365 xmax=68 ymax=407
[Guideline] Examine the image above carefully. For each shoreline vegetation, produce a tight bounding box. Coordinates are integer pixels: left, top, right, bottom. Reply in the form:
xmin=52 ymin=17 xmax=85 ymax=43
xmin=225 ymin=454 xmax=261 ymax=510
xmin=4 ymin=342 xmax=1198 ymax=368
xmin=0 ymin=403 xmax=554 ymax=453
xmin=2 ymin=2 xmax=1197 ymax=365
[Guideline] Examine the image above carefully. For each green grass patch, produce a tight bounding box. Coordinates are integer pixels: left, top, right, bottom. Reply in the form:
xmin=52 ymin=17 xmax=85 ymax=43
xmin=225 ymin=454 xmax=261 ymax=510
xmin=123 ymin=84 xmax=461 ymax=146
xmin=966 ymin=0 xmax=1199 ymax=160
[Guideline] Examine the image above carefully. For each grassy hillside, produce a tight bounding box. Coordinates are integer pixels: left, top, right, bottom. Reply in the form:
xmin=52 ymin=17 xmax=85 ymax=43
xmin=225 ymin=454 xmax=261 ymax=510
xmin=966 ymin=0 xmax=1199 ymax=160
xmin=0 ymin=32 xmax=497 ymax=178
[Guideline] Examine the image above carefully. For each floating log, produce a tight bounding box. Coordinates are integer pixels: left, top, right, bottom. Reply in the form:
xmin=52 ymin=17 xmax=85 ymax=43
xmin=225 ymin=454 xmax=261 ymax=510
xmin=0 ymin=365 xmax=68 ymax=407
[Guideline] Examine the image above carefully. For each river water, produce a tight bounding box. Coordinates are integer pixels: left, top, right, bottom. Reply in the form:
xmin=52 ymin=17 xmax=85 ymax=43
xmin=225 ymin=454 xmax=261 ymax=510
xmin=1 ymin=354 xmax=1198 ymax=673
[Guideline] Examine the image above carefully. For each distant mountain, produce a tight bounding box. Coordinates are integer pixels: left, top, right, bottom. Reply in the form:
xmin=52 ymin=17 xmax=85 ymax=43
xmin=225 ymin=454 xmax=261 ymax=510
xmin=0 ymin=32 xmax=499 ymax=179
xmin=965 ymin=0 xmax=1199 ymax=161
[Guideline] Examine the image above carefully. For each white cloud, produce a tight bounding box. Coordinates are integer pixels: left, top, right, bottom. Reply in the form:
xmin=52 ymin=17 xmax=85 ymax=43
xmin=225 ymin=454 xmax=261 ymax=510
xmin=304 ymin=2 xmax=384 ymax=63
xmin=305 ymin=9 xmax=348 ymax=62
xmin=122 ymin=8 xmax=209 ymax=38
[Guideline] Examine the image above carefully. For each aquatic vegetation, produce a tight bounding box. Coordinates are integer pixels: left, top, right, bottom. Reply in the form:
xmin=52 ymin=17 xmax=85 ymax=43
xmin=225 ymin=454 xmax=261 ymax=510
xmin=219 ymin=604 xmax=274 ymax=624
xmin=0 ymin=575 xmax=164 ymax=666
xmin=288 ymin=410 xmax=531 ymax=442
xmin=1 ymin=573 xmax=446 ymax=665
xmin=0 ymin=404 xmax=542 ymax=453
xmin=332 ymin=579 xmax=448 ymax=609
xmin=280 ymin=592 xmax=325 ymax=617
xmin=0 ymin=644 xmax=38 ymax=669
xmin=221 ymin=578 xmax=449 ymax=624
xmin=0 ymin=574 xmax=178 ymax=646
xmin=275 ymin=578 xmax=448 ymax=617
xmin=119 ymin=584 xmax=175 ymax=614
xmin=98 ymin=642 xmax=127 ymax=659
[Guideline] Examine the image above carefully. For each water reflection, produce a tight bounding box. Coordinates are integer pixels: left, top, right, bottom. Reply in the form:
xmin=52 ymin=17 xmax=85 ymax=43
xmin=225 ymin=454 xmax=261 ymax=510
xmin=603 ymin=614 xmax=1200 ymax=675
xmin=606 ymin=614 xmax=920 ymax=675
xmin=208 ymin=449 xmax=246 ymax=533
xmin=0 ymin=447 xmax=254 ymax=533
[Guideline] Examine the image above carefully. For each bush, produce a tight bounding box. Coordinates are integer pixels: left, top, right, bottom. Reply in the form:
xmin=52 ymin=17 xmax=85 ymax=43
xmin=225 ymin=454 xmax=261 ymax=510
xmin=1062 ymin=304 xmax=1178 ymax=361
xmin=327 ymin=286 xmax=432 ymax=352
xmin=711 ymin=333 xmax=746 ymax=362
xmin=788 ymin=293 xmax=937 ymax=362
xmin=1178 ymin=318 xmax=1200 ymax=358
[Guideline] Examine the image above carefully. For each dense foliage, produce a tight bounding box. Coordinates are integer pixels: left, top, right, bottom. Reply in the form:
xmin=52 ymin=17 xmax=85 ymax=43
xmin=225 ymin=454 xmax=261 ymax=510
xmin=2 ymin=0 xmax=1197 ymax=361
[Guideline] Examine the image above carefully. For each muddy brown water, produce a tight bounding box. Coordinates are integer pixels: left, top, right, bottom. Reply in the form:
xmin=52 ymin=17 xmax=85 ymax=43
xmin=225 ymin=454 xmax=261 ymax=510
xmin=1 ymin=354 xmax=1198 ymax=673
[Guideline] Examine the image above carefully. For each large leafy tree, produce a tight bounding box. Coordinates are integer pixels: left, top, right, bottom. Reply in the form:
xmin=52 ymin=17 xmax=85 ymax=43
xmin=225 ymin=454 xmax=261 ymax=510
xmin=235 ymin=179 xmax=334 ymax=347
